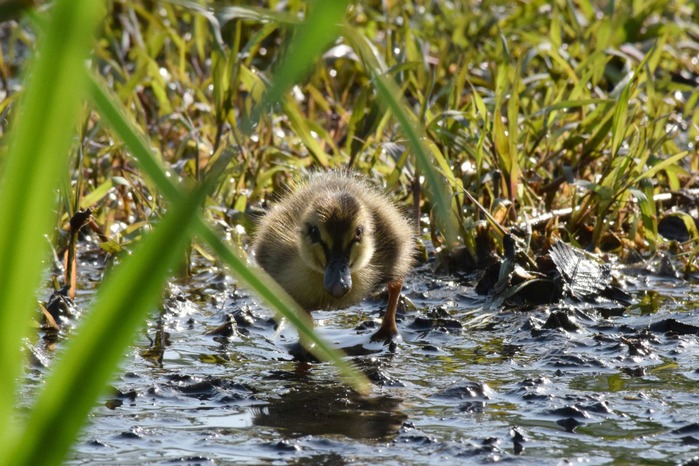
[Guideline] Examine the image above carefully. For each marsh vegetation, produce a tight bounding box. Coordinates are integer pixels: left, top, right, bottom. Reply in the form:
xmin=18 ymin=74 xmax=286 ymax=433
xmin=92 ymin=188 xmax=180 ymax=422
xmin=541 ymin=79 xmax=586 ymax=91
xmin=0 ymin=0 xmax=698 ymax=464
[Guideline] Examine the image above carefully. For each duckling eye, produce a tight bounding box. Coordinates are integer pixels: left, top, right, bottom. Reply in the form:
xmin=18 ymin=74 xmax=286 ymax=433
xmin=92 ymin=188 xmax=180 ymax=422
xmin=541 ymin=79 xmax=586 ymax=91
xmin=308 ymin=225 xmax=321 ymax=243
xmin=354 ymin=226 xmax=363 ymax=242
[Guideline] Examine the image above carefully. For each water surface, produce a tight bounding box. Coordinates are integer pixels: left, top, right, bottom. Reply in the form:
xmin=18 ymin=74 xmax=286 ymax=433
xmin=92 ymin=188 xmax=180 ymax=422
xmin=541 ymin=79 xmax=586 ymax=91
xmin=27 ymin=250 xmax=699 ymax=465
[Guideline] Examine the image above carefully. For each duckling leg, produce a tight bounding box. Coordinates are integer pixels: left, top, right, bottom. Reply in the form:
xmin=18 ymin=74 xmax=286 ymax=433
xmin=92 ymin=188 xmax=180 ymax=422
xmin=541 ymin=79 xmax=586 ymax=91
xmin=371 ymin=278 xmax=403 ymax=343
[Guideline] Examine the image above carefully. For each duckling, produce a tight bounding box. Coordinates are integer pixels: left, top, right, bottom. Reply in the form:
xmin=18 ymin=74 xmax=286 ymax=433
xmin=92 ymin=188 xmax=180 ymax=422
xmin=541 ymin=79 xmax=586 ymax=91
xmin=252 ymin=171 xmax=414 ymax=343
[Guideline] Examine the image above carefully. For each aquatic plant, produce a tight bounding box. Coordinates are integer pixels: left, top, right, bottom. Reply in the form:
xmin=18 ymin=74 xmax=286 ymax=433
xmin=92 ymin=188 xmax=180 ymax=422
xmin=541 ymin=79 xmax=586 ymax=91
xmin=0 ymin=0 xmax=697 ymax=464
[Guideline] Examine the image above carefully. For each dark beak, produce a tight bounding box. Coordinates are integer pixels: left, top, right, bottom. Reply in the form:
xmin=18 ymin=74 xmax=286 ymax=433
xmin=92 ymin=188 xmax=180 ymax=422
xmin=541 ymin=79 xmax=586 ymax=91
xmin=324 ymin=254 xmax=352 ymax=299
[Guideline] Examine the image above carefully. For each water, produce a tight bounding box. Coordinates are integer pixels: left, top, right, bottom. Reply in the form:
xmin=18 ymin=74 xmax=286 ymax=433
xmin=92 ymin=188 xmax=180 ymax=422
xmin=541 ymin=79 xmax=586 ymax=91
xmin=27 ymin=251 xmax=699 ymax=465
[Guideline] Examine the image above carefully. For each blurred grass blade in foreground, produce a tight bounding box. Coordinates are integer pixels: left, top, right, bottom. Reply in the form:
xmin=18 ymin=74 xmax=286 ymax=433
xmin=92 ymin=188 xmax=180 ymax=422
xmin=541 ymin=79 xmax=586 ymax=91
xmin=5 ymin=181 xmax=212 ymax=466
xmin=247 ymin=0 xmax=350 ymax=126
xmin=0 ymin=0 xmax=103 ymax=450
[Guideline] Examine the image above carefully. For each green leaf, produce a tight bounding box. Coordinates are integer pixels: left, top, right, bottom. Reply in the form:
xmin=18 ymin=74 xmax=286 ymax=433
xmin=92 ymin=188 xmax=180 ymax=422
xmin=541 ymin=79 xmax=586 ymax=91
xmin=250 ymin=0 xmax=350 ymax=124
xmin=610 ymin=78 xmax=631 ymax=156
xmin=79 ymin=178 xmax=113 ymax=210
xmin=633 ymin=151 xmax=688 ymax=184
xmin=282 ymin=95 xmax=330 ymax=167
xmin=532 ymin=98 xmax=610 ymax=117
xmin=631 ymin=182 xmax=657 ymax=252
xmin=98 ymin=239 xmax=123 ymax=255
xmin=6 ymin=182 xmax=211 ymax=466
xmin=469 ymin=83 xmax=488 ymax=125
xmin=342 ymin=24 xmax=458 ymax=245
xmin=0 ymin=0 xmax=103 ymax=449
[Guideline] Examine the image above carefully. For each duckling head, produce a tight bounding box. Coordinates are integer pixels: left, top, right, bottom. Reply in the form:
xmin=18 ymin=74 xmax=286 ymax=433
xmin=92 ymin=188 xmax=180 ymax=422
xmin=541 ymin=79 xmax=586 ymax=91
xmin=298 ymin=191 xmax=375 ymax=300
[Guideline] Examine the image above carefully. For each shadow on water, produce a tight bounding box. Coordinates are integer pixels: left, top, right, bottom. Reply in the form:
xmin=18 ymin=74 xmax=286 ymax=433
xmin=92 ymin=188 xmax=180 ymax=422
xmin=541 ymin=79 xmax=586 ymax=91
xmin=252 ymin=367 xmax=406 ymax=440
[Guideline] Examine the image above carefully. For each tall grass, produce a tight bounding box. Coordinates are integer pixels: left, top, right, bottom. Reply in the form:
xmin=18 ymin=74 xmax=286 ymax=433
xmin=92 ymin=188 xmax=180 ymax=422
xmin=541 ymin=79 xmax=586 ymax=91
xmin=0 ymin=1 xmax=396 ymax=464
xmin=1 ymin=0 xmax=697 ymax=464
xmin=0 ymin=0 xmax=104 ymax=456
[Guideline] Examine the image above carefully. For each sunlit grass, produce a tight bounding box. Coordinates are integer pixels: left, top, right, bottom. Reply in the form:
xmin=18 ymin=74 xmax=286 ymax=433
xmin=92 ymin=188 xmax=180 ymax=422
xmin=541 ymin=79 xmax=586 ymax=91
xmin=0 ymin=0 xmax=698 ymax=464
xmin=0 ymin=0 xmax=104 ymax=455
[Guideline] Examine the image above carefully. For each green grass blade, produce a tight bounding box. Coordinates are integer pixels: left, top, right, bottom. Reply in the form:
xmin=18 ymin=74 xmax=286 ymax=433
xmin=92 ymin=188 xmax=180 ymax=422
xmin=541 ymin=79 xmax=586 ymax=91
xmin=282 ymin=95 xmax=331 ymax=167
xmin=0 ymin=0 xmax=103 ymax=446
xmin=341 ymin=24 xmax=457 ymax=244
xmin=531 ymin=98 xmax=611 ymax=117
xmin=248 ymin=0 xmax=350 ymax=125
xmin=610 ymin=79 xmax=631 ymax=157
xmin=5 ymin=182 xmax=212 ymax=466
xmin=88 ymin=75 xmax=179 ymax=202
xmin=632 ymin=182 xmax=658 ymax=253
xmin=633 ymin=151 xmax=688 ymax=184
xmin=195 ymin=223 xmax=370 ymax=394
xmin=371 ymin=69 xmax=457 ymax=244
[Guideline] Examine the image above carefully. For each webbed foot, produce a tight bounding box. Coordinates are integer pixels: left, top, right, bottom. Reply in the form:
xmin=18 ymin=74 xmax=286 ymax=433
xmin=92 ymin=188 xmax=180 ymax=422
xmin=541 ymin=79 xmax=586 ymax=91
xmin=288 ymin=342 xmax=319 ymax=363
xmin=370 ymin=326 xmax=399 ymax=345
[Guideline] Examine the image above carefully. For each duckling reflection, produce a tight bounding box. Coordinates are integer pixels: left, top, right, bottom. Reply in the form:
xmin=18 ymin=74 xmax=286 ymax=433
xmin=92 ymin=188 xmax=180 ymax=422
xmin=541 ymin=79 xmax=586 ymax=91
xmin=252 ymin=380 xmax=406 ymax=439
xmin=252 ymin=171 xmax=414 ymax=343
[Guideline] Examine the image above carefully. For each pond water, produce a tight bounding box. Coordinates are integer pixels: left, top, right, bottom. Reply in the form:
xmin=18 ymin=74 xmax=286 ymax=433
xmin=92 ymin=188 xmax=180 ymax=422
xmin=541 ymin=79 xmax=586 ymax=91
xmin=26 ymin=248 xmax=699 ymax=465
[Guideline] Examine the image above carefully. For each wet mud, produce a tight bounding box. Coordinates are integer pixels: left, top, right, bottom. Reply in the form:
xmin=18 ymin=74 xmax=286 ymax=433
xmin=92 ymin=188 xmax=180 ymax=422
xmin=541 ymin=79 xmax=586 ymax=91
xmin=25 ymin=249 xmax=699 ymax=465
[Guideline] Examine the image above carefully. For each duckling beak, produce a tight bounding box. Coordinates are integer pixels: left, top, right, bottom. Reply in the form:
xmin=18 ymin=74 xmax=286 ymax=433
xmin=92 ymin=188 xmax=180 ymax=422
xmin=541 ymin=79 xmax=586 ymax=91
xmin=324 ymin=255 xmax=352 ymax=299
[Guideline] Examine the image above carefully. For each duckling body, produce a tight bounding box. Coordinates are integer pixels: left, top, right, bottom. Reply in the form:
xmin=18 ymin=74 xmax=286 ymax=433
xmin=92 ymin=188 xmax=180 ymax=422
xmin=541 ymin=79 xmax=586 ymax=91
xmin=252 ymin=171 xmax=414 ymax=340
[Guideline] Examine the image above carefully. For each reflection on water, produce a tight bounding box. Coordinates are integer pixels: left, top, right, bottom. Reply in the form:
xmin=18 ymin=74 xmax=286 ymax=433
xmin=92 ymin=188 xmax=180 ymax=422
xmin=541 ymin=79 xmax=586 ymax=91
xmin=252 ymin=375 xmax=406 ymax=440
xmin=285 ymin=453 xmax=350 ymax=466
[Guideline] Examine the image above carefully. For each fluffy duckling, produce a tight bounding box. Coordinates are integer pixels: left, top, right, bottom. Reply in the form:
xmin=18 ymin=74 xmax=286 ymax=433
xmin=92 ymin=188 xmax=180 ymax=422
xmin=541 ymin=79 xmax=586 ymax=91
xmin=252 ymin=171 xmax=414 ymax=342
